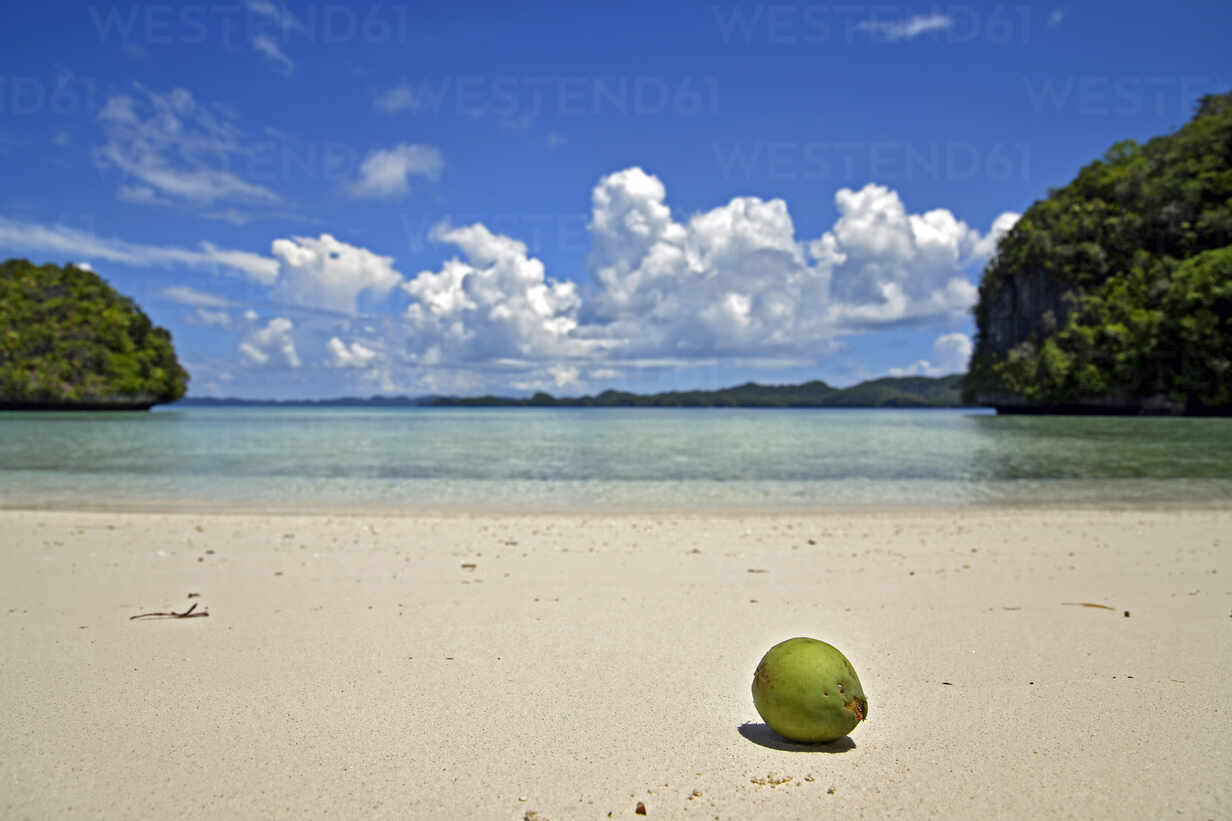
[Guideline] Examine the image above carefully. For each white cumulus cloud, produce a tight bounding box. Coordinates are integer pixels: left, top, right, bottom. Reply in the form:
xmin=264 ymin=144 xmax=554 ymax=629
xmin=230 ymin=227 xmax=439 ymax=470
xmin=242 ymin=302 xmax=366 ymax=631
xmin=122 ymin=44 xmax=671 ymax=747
xmin=581 ymin=169 xmax=1015 ymax=358
xmin=814 ymin=183 xmax=1017 ymax=327
xmin=549 ymin=364 xmax=580 ymax=388
xmin=240 ymin=317 xmax=300 ymax=368
xmin=347 ymin=144 xmax=444 ymax=198
xmin=934 ymin=332 xmax=974 ymax=370
xmin=326 ymin=337 xmax=378 ymax=368
xmin=585 ymin=167 xmax=830 ymax=358
xmin=889 ymin=332 xmax=974 ymax=377
xmin=402 ymin=222 xmax=583 ymax=363
xmin=270 ymin=233 xmax=404 ymax=313
xmin=973 ymin=211 xmax=1021 ymax=259
xmin=386 ymin=169 xmax=1014 ymax=383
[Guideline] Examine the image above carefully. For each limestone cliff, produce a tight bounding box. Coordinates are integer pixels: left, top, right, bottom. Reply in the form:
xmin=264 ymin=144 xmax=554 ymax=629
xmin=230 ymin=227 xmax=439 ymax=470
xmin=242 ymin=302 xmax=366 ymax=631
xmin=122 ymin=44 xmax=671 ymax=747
xmin=964 ymin=93 xmax=1232 ymax=415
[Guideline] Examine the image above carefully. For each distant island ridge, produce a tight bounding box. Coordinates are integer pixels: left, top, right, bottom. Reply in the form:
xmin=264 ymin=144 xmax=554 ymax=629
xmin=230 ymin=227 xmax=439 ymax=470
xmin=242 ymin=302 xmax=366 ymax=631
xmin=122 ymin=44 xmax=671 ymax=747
xmin=175 ymin=374 xmax=968 ymax=408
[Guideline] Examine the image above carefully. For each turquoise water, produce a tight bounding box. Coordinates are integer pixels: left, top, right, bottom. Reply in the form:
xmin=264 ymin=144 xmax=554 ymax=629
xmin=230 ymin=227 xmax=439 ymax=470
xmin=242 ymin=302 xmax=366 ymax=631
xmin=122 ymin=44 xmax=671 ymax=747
xmin=1 ymin=407 xmax=1230 ymax=511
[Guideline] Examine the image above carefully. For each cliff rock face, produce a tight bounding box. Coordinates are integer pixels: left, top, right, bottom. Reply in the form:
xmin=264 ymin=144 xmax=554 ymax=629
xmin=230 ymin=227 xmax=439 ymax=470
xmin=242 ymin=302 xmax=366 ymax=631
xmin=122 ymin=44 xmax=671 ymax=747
xmin=0 ymin=259 xmax=189 ymax=410
xmin=982 ymin=269 xmax=1075 ymax=358
xmin=975 ymin=269 xmax=1167 ymax=413
xmin=964 ymin=92 xmax=1232 ymax=415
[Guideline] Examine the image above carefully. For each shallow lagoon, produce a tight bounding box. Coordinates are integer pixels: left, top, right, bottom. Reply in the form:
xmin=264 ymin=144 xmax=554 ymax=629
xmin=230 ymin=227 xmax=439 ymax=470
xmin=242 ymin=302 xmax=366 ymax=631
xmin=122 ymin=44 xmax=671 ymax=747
xmin=2 ymin=406 xmax=1230 ymax=511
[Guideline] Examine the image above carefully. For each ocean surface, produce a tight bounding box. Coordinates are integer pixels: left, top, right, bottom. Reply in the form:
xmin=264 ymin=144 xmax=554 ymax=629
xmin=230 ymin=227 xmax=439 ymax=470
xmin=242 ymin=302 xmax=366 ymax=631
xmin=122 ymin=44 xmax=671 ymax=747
xmin=1 ymin=406 xmax=1231 ymax=512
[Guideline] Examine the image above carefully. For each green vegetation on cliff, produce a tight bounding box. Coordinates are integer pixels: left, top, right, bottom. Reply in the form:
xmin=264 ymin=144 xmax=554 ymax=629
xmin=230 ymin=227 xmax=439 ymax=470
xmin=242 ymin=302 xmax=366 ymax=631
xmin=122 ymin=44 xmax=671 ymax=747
xmin=966 ymin=92 xmax=1232 ymax=413
xmin=0 ymin=259 xmax=189 ymax=409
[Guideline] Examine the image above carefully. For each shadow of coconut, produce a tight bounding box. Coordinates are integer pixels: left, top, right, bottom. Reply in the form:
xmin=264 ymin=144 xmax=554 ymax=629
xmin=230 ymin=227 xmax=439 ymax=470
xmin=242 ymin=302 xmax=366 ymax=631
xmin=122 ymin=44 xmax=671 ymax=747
xmin=738 ymin=722 xmax=857 ymax=753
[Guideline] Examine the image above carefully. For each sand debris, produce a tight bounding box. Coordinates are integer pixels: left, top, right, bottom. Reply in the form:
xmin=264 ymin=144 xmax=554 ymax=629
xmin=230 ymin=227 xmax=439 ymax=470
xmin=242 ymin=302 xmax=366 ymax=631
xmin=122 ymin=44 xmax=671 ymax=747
xmin=751 ymin=773 xmax=793 ymax=787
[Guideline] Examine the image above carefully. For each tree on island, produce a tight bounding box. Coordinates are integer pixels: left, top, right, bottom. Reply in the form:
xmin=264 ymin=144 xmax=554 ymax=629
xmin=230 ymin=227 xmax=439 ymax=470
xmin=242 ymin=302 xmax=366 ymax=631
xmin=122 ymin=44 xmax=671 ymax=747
xmin=964 ymin=92 xmax=1232 ymax=414
xmin=0 ymin=259 xmax=189 ymax=409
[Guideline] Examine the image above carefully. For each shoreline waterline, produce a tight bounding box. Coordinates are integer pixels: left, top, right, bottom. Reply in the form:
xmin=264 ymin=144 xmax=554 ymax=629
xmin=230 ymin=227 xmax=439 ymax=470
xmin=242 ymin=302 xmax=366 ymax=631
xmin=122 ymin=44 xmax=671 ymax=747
xmin=3 ymin=481 xmax=1230 ymax=517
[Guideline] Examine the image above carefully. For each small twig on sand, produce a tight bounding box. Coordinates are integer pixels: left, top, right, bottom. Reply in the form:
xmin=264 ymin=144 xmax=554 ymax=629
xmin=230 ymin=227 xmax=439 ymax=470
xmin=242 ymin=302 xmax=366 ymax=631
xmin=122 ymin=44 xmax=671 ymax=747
xmin=129 ymin=602 xmax=209 ymax=621
xmin=1061 ymin=602 xmax=1116 ymax=610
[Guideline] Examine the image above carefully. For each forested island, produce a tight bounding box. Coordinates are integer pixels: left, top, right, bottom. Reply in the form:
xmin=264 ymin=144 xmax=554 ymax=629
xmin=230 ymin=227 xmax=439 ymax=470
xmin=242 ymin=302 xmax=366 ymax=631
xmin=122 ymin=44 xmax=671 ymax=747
xmin=964 ymin=92 xmax=1232 ymax=415
xmin=0 ymin=259 xmax=188 ymax=410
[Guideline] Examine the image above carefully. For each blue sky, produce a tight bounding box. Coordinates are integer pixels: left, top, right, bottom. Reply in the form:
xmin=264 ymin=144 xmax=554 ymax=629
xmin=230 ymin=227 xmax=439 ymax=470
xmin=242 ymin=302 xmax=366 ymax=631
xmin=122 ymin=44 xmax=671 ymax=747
xmin=1 ymin=1 xmax=1228 ymax=398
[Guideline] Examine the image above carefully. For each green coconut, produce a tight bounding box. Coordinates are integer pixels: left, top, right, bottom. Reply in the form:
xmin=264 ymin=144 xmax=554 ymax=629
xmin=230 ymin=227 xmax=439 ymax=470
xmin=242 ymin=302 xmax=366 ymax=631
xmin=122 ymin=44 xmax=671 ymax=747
xmin=752 ymin=637 xmax=867 ymax=743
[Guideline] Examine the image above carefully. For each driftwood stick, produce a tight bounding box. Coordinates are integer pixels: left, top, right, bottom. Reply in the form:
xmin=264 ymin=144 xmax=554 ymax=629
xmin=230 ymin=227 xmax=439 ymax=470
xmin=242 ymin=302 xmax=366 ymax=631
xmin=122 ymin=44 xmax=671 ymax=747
xmin=129 ymin=602 xmax=209 ymax=620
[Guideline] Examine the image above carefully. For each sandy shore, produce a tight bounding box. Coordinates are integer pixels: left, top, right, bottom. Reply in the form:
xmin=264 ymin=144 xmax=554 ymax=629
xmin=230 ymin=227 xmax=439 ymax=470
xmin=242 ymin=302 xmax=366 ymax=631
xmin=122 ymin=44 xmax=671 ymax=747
xmin=1 ymin=506 xmax=1229 ymax=819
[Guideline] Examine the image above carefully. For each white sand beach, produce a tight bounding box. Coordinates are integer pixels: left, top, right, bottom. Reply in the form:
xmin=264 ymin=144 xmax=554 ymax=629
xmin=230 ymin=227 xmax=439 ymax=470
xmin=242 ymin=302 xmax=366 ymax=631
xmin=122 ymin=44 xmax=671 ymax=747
xmin=1 ymin=506 xmax=1229 ymax=819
